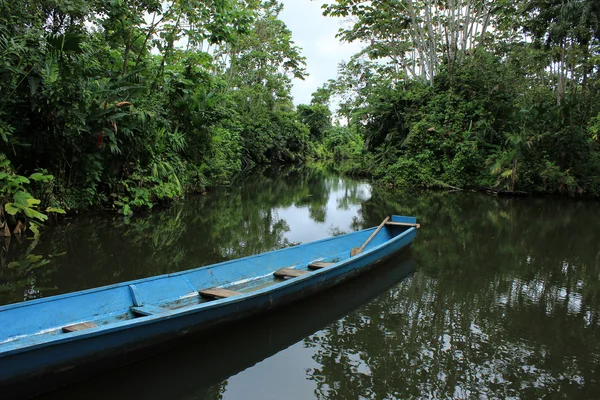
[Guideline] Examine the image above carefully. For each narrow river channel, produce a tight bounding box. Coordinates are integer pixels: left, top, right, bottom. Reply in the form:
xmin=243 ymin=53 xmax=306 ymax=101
xmin=3 ymin=165 xmax=600 ymax=399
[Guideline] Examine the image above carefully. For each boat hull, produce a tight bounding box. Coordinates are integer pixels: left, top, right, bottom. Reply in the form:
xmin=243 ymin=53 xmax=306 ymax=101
xmin=0 ymin=218 xmax=417 ymax=397
xmin=41 ymin=255 xmax=416 ymax=400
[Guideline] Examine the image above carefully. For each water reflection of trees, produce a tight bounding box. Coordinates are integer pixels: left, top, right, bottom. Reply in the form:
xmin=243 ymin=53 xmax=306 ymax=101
xmin=306 ymin=190 xmax=600 ymax=398
xmin=4 ymin=172 xmax=599 ymax=397
xmin=0 ymin=238 xmax=58 ymax=303
xmin=0 ymin=165 xmax=367 ymax=305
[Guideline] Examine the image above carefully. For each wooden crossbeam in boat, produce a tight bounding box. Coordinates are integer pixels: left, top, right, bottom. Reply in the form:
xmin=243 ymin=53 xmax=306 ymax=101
xmin=62 ymin=322 xmax=98 ymax=333
xmin=131 ymin=304 xmax=169 ymax=316
xmin=274 ymin=268 xmax=309 ymax=279
xmin=385 ymin=222 xmax=421 ymax=228
xmin=199 ymin=287 xmax=242 ymax=299
xmin=308 ymin=262 xmax=334 ymax=270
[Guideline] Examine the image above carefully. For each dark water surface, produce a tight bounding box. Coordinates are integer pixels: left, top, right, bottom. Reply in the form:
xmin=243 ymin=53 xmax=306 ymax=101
xmin=2 ymin=165 xmax=600 ymax=399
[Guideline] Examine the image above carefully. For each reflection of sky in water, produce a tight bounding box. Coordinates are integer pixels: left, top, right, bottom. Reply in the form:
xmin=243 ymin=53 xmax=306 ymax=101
xmin=23 ymin=170 xmax=600 ymax=400
xmin=276 ymin=179 xmax=372 ymax=244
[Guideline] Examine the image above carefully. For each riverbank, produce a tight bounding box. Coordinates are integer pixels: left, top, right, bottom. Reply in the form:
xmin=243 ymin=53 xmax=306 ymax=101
xmin=332 ymin=156 xmax=600 ymax=198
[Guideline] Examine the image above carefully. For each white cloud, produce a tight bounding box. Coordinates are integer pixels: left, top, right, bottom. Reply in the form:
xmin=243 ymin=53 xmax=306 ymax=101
xmin=315 ymin=36 xmax=362 ymax=59
xmin=279 ymin=0 xmax=363 ymax=106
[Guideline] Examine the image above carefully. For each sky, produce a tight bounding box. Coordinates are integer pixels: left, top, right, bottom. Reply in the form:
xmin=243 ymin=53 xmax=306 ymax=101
xmin=278 ymin=0 xmax=363 ymax=105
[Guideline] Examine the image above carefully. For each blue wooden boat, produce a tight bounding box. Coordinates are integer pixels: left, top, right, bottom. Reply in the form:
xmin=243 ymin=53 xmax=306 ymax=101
xmin=41 ymin=256 xmax=416 ymax=400
xmin=0 ymin=215 xmax=418 ymax=393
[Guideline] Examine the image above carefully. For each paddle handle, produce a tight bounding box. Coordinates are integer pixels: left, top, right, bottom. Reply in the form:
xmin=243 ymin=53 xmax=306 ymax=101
xmin=358 ymin=216 xmax=390 ymax=253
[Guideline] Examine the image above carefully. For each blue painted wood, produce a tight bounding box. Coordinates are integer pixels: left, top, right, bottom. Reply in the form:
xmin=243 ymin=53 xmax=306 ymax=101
xmin=0 ymin=215 xmax=417 ymax=389
xmin=128 ymin=284 xmax=142 ymax=307
xmin=131 ymin=304 xmax=171 ymax=316
xmin=390 ymin=215 xmax=417 ymax=224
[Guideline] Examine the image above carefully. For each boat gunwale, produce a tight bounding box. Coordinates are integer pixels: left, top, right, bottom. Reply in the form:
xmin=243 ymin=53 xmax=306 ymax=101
xmin=0 ymin=226 xmax=416 ymax=357
xmin=0 ymin=226 xmax=382 ymax=313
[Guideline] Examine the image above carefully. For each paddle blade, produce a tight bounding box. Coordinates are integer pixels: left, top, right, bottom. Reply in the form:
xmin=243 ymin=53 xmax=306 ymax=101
xmin=350 ymin=248 xmax=361 ymax=257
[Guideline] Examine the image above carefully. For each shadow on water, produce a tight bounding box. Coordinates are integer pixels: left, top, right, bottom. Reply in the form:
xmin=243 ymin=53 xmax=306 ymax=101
xmin=3 ymin=164 xmax=600 ymax=399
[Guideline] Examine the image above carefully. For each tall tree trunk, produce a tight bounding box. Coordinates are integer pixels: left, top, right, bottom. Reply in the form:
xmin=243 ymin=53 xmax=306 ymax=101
xmin=134 ymin=11 xmax=161 ymax=66
xmin=478 ymin=8 xmax=491 ymax=48
xmin=581 ymin=41 xmax=590 ymax=93
xmin=557 ymin=40 xmax=565 ymax=105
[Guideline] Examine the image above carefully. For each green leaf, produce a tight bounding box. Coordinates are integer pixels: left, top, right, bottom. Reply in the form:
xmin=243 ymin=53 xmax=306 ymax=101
xmin=13 ymin=191 xmax=32 ymax=206
xmin=0 ymin=159 xmax=10 ymax=168
xmin=5 ymin=203 xmax=19 ymax=215
xmin=29 ymin=223 xmax=40 ymax=238
xmin=29 ymin=172 xmax=53 ymax=182
xmin=30 ymin=260 xmax=50 ymax=269
xmin=23 ymin=207 xmax=48 ymax=222
xmin=12 ymin=176 xmax=30 ymax=185
xmin=122 ymin=204 xmax=133 ymax=216
xmin=0 ymin=172 xmax=7 ymax=180
xmin=26 ymin=197 xmax=41 ymax=207
xmin=46 ymin=207 xmax=66 ymax=214
xmin=25 ymin=254 xmax=43 ymax=263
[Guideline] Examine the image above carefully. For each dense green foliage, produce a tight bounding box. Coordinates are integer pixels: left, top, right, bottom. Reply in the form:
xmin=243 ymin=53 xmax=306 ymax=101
xmin=297 ymin=99 xmax=363 ymax=161
xmin=3 ymin=0 xmax=599 ymax=238
xmin=0 ymin=0 xmax=323 ymax=230
xmin=320 ymin=0 xmax=600 ymax=195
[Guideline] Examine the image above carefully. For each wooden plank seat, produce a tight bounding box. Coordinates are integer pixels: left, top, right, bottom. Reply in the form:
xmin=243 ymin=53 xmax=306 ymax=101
xmin=131 ymin=304 xmax=170 ymax=316
xmin=308 ymin=262 xmax=334 ymax=270
xmin=274 ymin=268 xmax=309 ymax=279
xmin=62 ymin=322 xmax=98 ymax=333
xmin=199 ymin=287 xmax=242 ymax=300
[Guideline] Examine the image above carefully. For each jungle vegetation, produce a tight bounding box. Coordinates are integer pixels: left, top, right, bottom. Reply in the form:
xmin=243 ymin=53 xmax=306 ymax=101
xmin=0 ymin=0 xmax=347 ymax=235
xmin=1 ymin=0 xmax=599 ymax=236
xmin=319 ymin=0 xmax=600 ymax=195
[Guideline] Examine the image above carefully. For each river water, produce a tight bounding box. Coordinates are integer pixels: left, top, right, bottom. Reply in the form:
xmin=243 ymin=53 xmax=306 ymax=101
xmin=2 ymin=165 xmax=600 ymax=399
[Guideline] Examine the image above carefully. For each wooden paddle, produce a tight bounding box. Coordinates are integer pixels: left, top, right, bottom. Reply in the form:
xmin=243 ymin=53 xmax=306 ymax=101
xmin=351 ymin=216 xmax=390 ymax=257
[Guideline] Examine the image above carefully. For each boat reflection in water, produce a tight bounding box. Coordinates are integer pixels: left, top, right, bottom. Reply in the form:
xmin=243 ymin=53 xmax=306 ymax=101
xmin=39 ymin=254 xmax=415 ymax=400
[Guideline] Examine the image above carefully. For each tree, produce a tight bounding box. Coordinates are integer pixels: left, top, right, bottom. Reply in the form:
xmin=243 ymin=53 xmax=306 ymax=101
xmin=323 ymin=0 xmax=501 ymax=85
xmin=319 ymin=0 xmax=600 ymax=195
xmin=297 ymin=104 xmax=332 ymax=141
xmin=0 ymin=0 xmax=316 ymax=217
